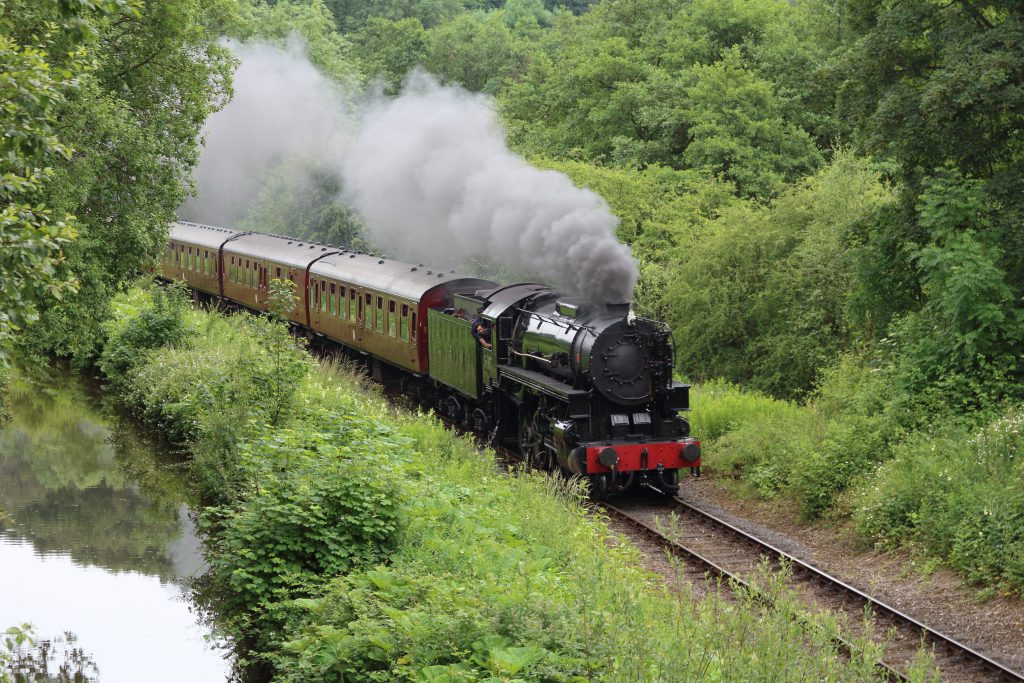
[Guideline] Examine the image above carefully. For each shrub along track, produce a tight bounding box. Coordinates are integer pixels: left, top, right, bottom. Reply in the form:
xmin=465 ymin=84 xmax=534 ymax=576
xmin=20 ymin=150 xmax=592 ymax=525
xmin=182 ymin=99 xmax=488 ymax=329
xmin=605 ymin=498 xmax=1024 ymax=683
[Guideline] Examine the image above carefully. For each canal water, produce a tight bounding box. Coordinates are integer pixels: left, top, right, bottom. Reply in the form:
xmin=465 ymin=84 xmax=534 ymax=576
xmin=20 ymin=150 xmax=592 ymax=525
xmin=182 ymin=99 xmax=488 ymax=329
xmin=0 ymin=370 xmax=230 ymax=681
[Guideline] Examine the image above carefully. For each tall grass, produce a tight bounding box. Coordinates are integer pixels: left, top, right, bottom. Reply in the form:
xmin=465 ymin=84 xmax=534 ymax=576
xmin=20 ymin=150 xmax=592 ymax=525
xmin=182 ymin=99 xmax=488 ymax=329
xmin=688 ymin=363 xmax=1024 ymax=596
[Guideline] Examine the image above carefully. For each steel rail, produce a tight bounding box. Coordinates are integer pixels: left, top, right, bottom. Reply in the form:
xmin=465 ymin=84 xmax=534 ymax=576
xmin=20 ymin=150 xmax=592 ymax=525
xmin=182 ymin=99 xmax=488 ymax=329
xmin=601 ymin=502 xmax=908 ymax=683
xmin=605 ymin=498 xmax=1024 ymax=682
xmin=671 ymin=498 xmax=1024 ymax=681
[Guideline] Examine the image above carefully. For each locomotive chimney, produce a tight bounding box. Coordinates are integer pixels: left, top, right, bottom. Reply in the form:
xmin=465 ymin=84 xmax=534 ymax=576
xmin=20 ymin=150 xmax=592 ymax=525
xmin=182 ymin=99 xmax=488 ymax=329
xmin=604 ymin=303 xmax=630 ymax=319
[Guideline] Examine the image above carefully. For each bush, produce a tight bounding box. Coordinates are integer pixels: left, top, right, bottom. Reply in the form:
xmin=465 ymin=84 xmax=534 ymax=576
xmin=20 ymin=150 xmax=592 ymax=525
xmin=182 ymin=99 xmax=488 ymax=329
xmin=689 ymin=379 xmax=797 ymax=443
xmin=201 ymin=436 xmax=405 ymax=647
xmin=98 ymin=283 xmax=188 ymax=388
xmin=851 ymin=406 xmax=1024 ymax=594
xmin=692 ymin=368 xmax=891 ymax=519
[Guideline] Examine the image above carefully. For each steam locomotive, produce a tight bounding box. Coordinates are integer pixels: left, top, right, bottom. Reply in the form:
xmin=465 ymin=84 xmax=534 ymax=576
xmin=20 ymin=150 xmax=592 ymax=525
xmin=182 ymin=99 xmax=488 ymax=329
xmin=163 ymin=221 xmax=700 ymax=498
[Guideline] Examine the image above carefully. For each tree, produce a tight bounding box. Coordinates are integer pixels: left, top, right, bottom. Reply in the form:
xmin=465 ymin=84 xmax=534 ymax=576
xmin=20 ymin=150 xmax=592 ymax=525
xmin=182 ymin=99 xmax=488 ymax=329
xmin=499 ymin=0 xmax=835 ymax=193
xmin=681 ymin=48 xmax=822 ymax=199
xmin=350 ymin=17 xmax=427 ymax=90
xmin=424 ymin=9 xmax=534 ymax=93
xmin=837 ymin=0 xmax=1024 ymax=405
xmin=0 ymin=0 xmax=139 ymax=359
xmin=838 ymin=0 xmax=1024 ymax=297
xmin=13 ymin=0 xmax=235 ymax=360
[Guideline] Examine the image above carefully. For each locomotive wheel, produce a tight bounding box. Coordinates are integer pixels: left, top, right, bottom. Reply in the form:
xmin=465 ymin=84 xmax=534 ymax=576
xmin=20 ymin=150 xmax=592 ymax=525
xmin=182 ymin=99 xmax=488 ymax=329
xmin=471 ymin=408 xmax=490 ymax=435
xmin=444 ymin=395 xmax=464 ymax=421
xmin=519 ymin=408 xmax=550 ymax=471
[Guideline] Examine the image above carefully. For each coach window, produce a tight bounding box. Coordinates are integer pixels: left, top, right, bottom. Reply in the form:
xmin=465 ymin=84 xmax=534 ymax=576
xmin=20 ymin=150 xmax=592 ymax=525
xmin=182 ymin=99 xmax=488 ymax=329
xmin=245 ymin=260 xmax=251 ymax=287
xmin=276 ymin=267 xmax=282 ymax=280
xmin=387 ymin=300 xmax=397 ymax=337
xmin=204 ymin=251 xmax=210 ymax=275
xmin=320 ymin=281 xmax=327 ymax=312
xmin=329 ymin=284 xmax=337 ymax=316
xmin=338 ymin=287 xmax=346 ymax=320
xmin=375 ymin=296 xmax=384 ymax=333
xmin=411 ymin=312 xmax=417 ymax=341
xmin=400 ymin=304 xmax=409 ymax=342
xmin=350 ymin=289 xmax=358 ymax=321
xmin=364 ymin=293 xmax=373 ymax=329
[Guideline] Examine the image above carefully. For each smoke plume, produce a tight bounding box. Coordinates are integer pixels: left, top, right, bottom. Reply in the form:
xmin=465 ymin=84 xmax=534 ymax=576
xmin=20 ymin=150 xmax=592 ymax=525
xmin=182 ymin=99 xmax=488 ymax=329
xmin=180 ymin=38 xmax=352 ymax=226
xmin=184 ymin=43 xmax=638 ymax=303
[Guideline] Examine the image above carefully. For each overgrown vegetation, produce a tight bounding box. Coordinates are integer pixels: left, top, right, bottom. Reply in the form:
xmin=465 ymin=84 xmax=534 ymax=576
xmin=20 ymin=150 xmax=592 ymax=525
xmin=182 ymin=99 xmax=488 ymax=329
xmin=5 ymin=0 xmax=1023 ymax=648
xmin=94 ymin=283 xmax=923 ymax=681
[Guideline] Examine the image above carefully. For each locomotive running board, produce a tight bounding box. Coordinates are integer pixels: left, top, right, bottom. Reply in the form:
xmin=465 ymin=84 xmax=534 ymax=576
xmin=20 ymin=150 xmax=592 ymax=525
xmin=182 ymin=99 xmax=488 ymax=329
xmin=499 ymin=366 xmax=590 ymax=418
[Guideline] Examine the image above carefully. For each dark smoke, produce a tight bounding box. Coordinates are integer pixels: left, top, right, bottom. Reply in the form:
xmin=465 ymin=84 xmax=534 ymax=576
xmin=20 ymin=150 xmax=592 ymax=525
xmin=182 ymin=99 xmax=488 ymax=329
xmin=184 ymin=44 xmax=638 ymax=304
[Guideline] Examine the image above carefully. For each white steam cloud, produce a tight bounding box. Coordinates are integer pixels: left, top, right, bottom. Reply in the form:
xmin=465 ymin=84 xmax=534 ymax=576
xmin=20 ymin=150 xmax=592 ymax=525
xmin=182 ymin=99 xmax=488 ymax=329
xmin=184 ymin=41 xmax=639 ymax=304
xmin=180 ymin=38 xmax=351 ymax=226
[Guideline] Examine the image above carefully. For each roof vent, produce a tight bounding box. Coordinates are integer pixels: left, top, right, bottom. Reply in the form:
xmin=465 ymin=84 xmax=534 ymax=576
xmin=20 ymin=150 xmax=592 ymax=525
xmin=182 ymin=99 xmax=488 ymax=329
xmin=410 ymin=267 xmax=417 ymax=272
xmin=349 ymin=254 xmax=356 ymax=259
xmin=297 ymin=243 xmax=303 ymax=247
xmin=378 ymin=259 xmax=384 ymax=264
xmin=321 ymin=247 xmax=327 ymax=251
xmin=437 ymin=273 xmax=444 ymax=278
xmin=287 ymin=241 xmax=293 ymax=245
xmin=426 ymin=270 xmax=433 ymax=275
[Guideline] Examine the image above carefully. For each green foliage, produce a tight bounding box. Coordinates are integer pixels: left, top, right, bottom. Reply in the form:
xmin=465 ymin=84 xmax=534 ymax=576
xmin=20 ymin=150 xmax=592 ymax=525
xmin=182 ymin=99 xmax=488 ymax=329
xmin=851 ymin=405 xmax=1024 ymax=594
xmin=0 ymin=0 xmax=112 ymax=355
xmin=667 ymin=153 xmax=892 ymax=398
xmin=882 ymin=174 xmax=1023 ymax=417
xmin=500 ymin=0 xmax=839 ymax=193
xmin=201 ymin=432 xmax=404 ymax=646
xmin=680 ymin=48 xmax=821 ymax=199
xmin=98 ymin=283 xmax=188 ymax=388
xmin=101 ymin=288 xmax=309 ymax=449
xmin=12 ymin=0 xmax=234 ymax=361
xmin=349 ymin=16 xmax=427 ymax=90
xmin=232 ymin=0 xmax=360 ymax=85
xmin=423 ymin=9 xmax=536 ymax=94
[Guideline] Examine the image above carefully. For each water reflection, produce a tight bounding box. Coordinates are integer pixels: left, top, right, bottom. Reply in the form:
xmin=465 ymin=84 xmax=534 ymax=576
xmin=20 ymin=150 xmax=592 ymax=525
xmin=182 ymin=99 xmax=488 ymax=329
xmin=0 ymin=371 xmax=229 ymax=682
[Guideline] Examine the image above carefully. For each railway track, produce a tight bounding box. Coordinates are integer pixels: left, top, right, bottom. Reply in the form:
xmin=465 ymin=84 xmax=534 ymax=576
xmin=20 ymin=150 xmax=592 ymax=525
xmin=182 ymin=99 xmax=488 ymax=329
xmin=604 ymin=498 xmax=1024 ymax=683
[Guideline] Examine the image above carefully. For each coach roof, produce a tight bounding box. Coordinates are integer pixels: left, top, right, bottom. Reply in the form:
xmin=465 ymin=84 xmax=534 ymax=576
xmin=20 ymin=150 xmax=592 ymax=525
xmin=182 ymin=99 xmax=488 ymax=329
xmin=312 ymin=252 xmax=496 ymax=302
xmin=171 ymin=221 xmax=239 ymax=250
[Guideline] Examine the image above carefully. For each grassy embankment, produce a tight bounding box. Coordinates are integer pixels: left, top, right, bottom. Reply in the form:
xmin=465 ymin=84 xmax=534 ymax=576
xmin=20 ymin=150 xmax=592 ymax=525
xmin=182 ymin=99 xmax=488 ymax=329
xmin=691 ymin=373 xmax=1024 ymax=597
xmin=92 ymin=282 xmax=929 ymax=682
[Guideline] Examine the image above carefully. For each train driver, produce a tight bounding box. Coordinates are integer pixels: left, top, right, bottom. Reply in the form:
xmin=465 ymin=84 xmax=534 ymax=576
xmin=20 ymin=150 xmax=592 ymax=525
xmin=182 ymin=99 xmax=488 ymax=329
xmin=472 ymin=321 xmax=492 ymax=350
